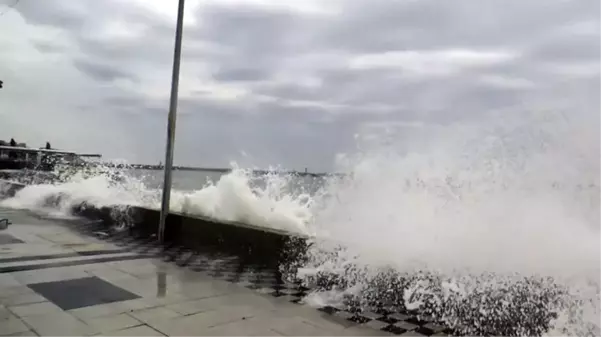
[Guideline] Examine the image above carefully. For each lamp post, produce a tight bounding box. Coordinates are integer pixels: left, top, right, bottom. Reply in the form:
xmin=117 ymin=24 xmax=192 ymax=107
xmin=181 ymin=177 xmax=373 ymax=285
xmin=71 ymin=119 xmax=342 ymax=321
xmin=158 ymin=0 xmax=185 ymax=243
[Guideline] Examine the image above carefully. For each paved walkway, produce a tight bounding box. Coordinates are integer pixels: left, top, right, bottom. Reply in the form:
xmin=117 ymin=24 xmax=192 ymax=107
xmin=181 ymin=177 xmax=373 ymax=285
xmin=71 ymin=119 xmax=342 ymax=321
xmin=0 ymin=208 xmax=400 ymax=336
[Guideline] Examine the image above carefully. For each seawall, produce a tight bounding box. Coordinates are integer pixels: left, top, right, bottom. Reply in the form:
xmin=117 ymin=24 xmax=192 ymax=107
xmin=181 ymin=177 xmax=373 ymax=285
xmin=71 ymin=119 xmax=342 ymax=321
xmin=0 ymin=179 xmax=308 ymax=269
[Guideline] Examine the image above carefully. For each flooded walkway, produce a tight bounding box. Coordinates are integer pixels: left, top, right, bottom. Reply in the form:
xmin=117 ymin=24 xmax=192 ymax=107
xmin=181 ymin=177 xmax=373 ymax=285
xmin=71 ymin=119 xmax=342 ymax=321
xmin=0 ymin=209 xmax=408 ymax=336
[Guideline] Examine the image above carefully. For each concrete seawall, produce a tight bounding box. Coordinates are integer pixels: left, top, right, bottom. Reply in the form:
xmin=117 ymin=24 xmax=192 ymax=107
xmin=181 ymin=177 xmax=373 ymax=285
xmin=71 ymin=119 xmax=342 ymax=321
xmin=0 ymin=179 xmax=308 ymax=270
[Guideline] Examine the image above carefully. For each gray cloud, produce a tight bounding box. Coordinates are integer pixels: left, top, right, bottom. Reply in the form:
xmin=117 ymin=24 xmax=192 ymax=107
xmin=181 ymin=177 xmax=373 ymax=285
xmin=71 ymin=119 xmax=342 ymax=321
xmin=73 ymin=58 xmax=138 ymax=83
xmin=0 ymin=0 xmax=598 ymax=170
xmin=31 ymin=40 xmax=64 ymax=53
xmin=212 ymin=67 xmax=270 ymax=82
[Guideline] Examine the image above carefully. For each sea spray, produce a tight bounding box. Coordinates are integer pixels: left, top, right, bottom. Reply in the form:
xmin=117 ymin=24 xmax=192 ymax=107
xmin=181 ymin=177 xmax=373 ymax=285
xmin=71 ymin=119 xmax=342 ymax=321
xmin=292 ymin=109 xmax=600 ymax=336
xmin=0 ymin=163 xmax=317 ymax=234
xmin=170 ymin=167 xmax=316 ymax=234
xmin=0 ymin=172 xmax=155 ymax=219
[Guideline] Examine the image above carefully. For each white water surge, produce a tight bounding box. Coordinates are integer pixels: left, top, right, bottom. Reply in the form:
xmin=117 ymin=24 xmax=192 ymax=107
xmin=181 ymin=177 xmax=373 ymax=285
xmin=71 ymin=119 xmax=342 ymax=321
xmin=0 ymin=166 xmax=316 ymax=234
xmin=297 ymin=109 xmax=600 ymax=336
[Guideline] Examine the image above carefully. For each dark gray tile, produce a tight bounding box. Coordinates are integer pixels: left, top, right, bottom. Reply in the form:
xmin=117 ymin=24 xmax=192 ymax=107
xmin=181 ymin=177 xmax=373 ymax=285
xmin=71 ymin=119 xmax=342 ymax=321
xmin=360 ymin=311 xmax=385 ymax=320
xmin=393 ymin=321 xmax=419 ymax=332
xmin=417 ymin=322 xmax=449 ymax=335
xmin=28 ymin=276 xmax=140 ymax=310
xmin=388 ymin=313 xmax=411 ymax=322
xmin=0 ymin=234 xmax=24 ymax=244
xmin=363 ymin=319 xmax=389 ymax=330
xmin=399 ymin=331 xmax=427 ymax=336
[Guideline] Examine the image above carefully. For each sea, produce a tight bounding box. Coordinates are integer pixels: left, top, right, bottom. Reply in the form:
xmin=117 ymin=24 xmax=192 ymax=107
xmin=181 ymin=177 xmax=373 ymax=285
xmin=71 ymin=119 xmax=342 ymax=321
xmin=0 ymin=109 xmax=599 ymax=336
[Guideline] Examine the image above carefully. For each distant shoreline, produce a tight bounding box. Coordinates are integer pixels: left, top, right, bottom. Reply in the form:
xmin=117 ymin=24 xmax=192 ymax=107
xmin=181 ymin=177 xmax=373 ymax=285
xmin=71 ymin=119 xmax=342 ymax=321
xmin=104 ymin=163 xmax=339 ymax=177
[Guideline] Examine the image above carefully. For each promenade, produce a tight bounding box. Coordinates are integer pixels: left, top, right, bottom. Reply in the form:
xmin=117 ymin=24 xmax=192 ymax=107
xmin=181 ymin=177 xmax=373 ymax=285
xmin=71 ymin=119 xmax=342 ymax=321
xmin=0 ymin=208 xmax=432 ymax=336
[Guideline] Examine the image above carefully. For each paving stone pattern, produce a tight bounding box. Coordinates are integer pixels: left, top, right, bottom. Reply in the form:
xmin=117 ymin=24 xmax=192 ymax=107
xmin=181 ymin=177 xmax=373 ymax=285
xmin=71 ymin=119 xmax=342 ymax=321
xmin=24 ymin=215 xmax=568 ymax=337
xmin=56 ymin=220 xmax=456 ymax=337
xmin=28 ymin=276 xmax=141 ymax=310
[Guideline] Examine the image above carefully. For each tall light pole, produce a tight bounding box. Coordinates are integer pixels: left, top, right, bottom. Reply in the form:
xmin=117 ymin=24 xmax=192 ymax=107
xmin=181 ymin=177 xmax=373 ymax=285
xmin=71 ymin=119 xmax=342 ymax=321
xmin=158 ymin=0 xmax=185 ymax=243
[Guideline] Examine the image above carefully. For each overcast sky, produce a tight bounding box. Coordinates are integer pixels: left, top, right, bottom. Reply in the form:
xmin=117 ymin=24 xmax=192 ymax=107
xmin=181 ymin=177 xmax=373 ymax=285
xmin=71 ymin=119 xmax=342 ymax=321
xmin=0 ymin=0 xmax=599 ymax=171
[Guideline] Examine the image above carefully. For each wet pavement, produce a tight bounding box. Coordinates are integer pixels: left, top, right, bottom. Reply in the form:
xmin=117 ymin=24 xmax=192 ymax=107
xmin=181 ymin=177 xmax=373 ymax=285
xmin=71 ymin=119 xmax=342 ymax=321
xmin=0 ymin=208 xmax=409 ymax=336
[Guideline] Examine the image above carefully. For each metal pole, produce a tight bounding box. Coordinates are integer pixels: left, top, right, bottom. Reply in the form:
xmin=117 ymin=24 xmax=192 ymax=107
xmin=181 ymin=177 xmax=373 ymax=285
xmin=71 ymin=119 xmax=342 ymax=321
xmin=158 ymin=0 xmax=185 ymax=243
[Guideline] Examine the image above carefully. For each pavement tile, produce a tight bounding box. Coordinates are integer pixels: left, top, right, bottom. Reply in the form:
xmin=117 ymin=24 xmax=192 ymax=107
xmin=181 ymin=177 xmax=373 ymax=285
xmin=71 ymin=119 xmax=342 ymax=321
xmin=0 ymin=286 xmax=33 ymax=300
xmin=84 ymin=266 xmax=137 ymax=282
xmin=178 ymin=291 xmax=294 ymax=314
xmin=0 ymin=293 xmax=47 ymax=307
xmin=398 ymin=331 xmax=428 ymax=336
xmin=164 ymin=299 xmax=216 ymax=316
xmin=176 ymin=277 xmax=254 ymax=299
xmin=100 ymin=325 xmax=164 ymax=336
xmin=20 ymin=312 xmax=94 ymax=336
xmin=3 ymin=330 xmax=39 ymax=336
xmin=107 ymin=278 xmax=181 ymax=299
xmin=0 ymin=306 xmax=12 ymax=320
xmin=68 ymin=303 xmax=126 ymax=320
xmin=0 ymin=314 xmax=30 ymax=336
xmin=0 ymin=275 xmax=21 ymax=289
xmin=8 ymin=302 xmax=62 ymax=318
xmin=345 ymin=325 xmax=395 ymax=336
xmin=67 ymin=300 xmax=135 ymax=319
xmin=128 ymin=307 xmax=181 ymax=324
xmin=270 ymin=316 xmax=342 ymax=336
xmin=11 ymin=268 xmax=90 ymax=285
xmin=360 ymin=319 xmax=392 ymax=331
xmin=28 ymin=276 xmax=140 ymax=311
xmin=68 ymin=298 xmax=157 ymax=320
xmin=290 ymin=309 xmax=358 ymax=331
xmin=144 ymin=293 xmax=193 ymax=306
xmin=115 ymin=298 xmax=160 ymax=312
xmin=149 ymin=306 xmax=260 ymax=336
xmin=195 ymin=315 xmax=284 ymax=336
xmin=81 ymin=313 xmax=141 ymax=334
xmin=0 ymin=330 xmax=39 ymax=337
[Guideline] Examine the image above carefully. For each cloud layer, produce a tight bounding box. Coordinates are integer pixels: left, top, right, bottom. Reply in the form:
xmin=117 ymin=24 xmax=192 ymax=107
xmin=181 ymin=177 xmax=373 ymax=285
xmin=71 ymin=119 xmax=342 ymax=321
xmin=0 ymin=0 xmax=598 ymax=170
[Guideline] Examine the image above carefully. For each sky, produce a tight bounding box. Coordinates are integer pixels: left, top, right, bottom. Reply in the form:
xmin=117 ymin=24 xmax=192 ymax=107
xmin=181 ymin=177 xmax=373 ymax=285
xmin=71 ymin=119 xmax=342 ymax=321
xmin=0 ymin=0 xmax=599 ymax=171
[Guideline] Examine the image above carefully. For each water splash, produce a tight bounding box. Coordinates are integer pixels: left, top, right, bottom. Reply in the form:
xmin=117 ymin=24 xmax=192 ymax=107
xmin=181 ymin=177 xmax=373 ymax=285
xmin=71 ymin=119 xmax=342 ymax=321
xmin=0 ymin=162 xmax=315 ymax=234
xmin=170 ymin=167 xmax=316 ymax=234
xmin=295 ymin=109 xmax=600 ymax=335
xmin=0 ymin=168 xmax=156 ymax=219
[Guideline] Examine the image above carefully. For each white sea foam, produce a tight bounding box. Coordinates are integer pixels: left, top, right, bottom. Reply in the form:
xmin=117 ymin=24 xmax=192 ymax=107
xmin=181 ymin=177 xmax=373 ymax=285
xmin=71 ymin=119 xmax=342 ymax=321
xmin=0 ymin=172 xmax=154 ymax=218
xmin=0 ymin=165 xmax=315 ymax=234
xmin=169 ymin=168 xmax=315 ymax=234
xmin=297 ymin=109 xmax=600 ymax=335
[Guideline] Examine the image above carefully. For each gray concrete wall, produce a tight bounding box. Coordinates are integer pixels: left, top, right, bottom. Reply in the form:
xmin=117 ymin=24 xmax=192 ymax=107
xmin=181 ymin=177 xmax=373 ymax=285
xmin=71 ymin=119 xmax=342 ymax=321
xmin=0 ymin=179 xmax=308 ymax=270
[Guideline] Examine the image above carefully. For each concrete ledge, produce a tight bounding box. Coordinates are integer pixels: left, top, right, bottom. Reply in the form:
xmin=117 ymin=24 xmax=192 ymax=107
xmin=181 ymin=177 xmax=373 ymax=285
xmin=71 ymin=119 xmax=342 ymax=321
xmin=0 ymin=179 xmax=308 ymax=269
xmin=74 ymin=204 xmax=308 ymax=268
